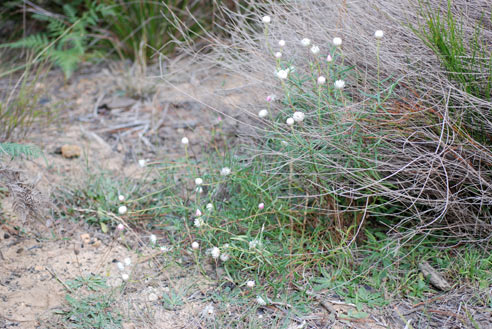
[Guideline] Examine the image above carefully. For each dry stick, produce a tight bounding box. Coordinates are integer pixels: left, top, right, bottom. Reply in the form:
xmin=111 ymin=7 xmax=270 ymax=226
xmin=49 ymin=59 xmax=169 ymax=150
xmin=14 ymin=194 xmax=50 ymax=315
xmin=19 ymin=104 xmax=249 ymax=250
xmin=46 ymin=266 xmax=73 ymax=293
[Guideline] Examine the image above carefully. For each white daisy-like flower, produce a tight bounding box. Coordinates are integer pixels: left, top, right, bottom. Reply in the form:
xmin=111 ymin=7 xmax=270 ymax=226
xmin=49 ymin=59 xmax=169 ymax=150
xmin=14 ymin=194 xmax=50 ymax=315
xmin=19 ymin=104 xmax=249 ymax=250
xmin=300 ymin=38 xmax=311 ymax=47
xmin=220 ymin=167 xmax=231 ymax=176
xmin=206 ymin=203 xmax=213 ymax=211
xmin=150 ymin=234 xmax=157 ymax=244
xmin=276 ymin=69 xmax=289 ymax=80
xmin=195 ymin=209 xmax=202 ymax=216
xmin=191 ymin=241 xmax=199 ymax=250
xmin=138 ymin=159 xmax=146 ymax=167
xmin=220 ymin=253 xmax=230 ymax=262
xmin=118 ymin=205 xmax=127 ymax=215
xmin=333 ymin=37 xmax=342 ymax=46
xmin=194 ymin=217 xmax=204 ymax=228
xmin=375 ymin=30 xmax=384 ymax=39
xmin=317 ymin=76 xmax=326 ymax=84
xmin=258 ymin=109 xmax=268 ymax=118
xmin=124 ymin=257 xmax=131 ymax=266
xmin=195 ymin=177 xmax=203 ymax=186
xmin=117 ymin=262 xmax=125 ymax=271
xmin=334 ymin=80 xmax=345 ymax=89
xmin=181 ymin=137 xmax=189 ymax=145
xmin=310 ymin=45 xmax=320 ymax=54
xmin=256 ymin=296 xmax=267 ymax=306
xmin=246 ymin=280 xmax=255 ymax=288
xmin=278 ymin=40 xmax=285 ymax=47
xmin=121 ymin=273 xmax=129 ymax=281
xmin=118 ymin=195 xmax=125 ymax=202
xmin=262 ymin=16 xmax=271 ymax=24
xmin=286 ymin=117 xmax=294 ymax=126
xmin=293 ymin=111 xmax=305 ymax=123
xmin=211 ymin=247 xmax=220 ymax=259
xmin=274 ymin=52 xmax=282 ymax=59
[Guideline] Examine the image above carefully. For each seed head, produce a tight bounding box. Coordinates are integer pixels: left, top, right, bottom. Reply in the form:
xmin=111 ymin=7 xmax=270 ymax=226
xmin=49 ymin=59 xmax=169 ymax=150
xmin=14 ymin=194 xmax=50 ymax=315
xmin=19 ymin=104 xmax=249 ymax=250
xmin=194 ymin=217 xmax=204 ymax=228
xmin=118 ymin=205 xmax=127 ymax=215
xmin=286 ymin=117 xmax=294 ymax=126
xmin=258 ymin=109 xmax=268 ymax=118
xmin=220 ymin=253 xmax=230 ymax=262
xmin=293 ymin=111 xmax=305 ymax=122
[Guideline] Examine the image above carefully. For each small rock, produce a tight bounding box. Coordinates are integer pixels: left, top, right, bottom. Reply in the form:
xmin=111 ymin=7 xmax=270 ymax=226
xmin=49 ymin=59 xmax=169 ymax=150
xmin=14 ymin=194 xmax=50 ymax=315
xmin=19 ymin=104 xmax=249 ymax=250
xmin=34 ymin=265 xmax=44 ymax=271
xmin=148 ymin=293 xmax=158 ymax=302
xmin=61 ymin=144 xmax=82 ymax=159
xmin=80 ymin=233 xmax=90 ymax=244
xmin=92 ymin=239 xmax=102 ymax=248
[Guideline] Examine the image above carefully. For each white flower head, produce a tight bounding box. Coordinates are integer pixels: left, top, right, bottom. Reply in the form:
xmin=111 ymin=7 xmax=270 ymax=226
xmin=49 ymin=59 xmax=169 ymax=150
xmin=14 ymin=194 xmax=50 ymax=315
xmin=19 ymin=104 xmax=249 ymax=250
xmin=191 ymin=241 xmax=199 ymax=250
xmin=195 ymin=209 xmax=202 ymax=217
xmin=220 ymin=167 xmax=231 ymax=176
xmin=194 ymin=217 xmax=204 ymax=228
xmin=138 ymin=159 xmax=146 ymax=167
xmin=121 ymin=273 xmax=129 ymax=281
xmin=195 ymin=177 xmax=203 ymax=186
xmin=266 ymin=94 xmax=276 ymax=102
xmin=301 ymin=38 xmax=311 ymax=47
xmin=124 ymin=257 xmax=131 ymax=266
xmin=317 ymin=76 xmax=326 ymax=85
xmin=206 ymin=203 xmax=213 ymax=211
xmin=203 ymin=304 xmax=215 ymax=315
xmin=220 ymin=253 xmax=230 ymax=262
xmin=333 ymin=37 xmax=342 ymax=46
xmin=326 ymin=54 xmax=333 ymax=62
xmin=150 ymin=234 xmax=157 ymax=244
xmin=160 ymin=246 xmax=171 ymax=252
xmin=262 ymin=15 xmax=271 ymax=24
xmin=196 ymin=186 xmax=203 ymax=194
xmin=117 ymin=223 xmax=125 ymax=231
xmin=249 ymin=239 xmax=260 ymax=249
xmin=286 ymin=117 xmax=295 ymax=126
xmin=118 ymin=205 xmax=127 ymax=215
xmin=258 ymin=109 xmax=268 ymax=118
xmin=293 ymin=111 xmax=305 ymax=123
xmin=281 ymin=140 xmax=289 ymax=146
xmin=211 ymin=247 xmax=220 ymax=259
xmin=310 ymin=45 xmax=320 ymax=54
xmin=246 ymin=280 xmax=255 ymax=288
xmin=278 ymin=39 xmax=285 ymax=47
xmin=118 ymin=195 xmax=125 ymax=202
xmin=181 ymin=137 xmax=189 ymax=145
xmin=258 ymin=202 xmax=265 ymax=210
xmin=276 ymin=69 xmax=289 ymax=80
xmin=334 ymin=80 xmax=345 ymax=89
xmin=375 ymin=30 xmax=384 ymax=39
xmin=274 ymin=52 xmax=282 ymax=59
xmin=117 ymin=262 xmax=125 ymax=271
xmin=256 ymin=296 xmax=267 ymax=306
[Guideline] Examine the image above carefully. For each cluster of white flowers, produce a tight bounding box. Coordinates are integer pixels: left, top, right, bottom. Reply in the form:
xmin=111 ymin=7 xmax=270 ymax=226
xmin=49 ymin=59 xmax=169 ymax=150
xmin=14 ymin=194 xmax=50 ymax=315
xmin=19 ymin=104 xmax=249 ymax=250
xmin=192 ymin=241 xmax=199 ymax=250
xmin=118 ymin=205 xmax=127 ymax=215
xmin=310 ymin=45 xmax=320 ymax=54
xmin=293 ymin=111 xmax=305 ymax=123
xmin=138 ymin=159 xmax=146 ymax=167
xmin=194 ymin=217 xmax=204 ymax=228
xmin=258 ymin=109 xmax=268 ymax=118
xmin=317 ymin=76 xmax=326 ymax=85
xmin=206 ymin=203 xmax=213 ymax=211
xmin=275 ymin=52 xmax=282 ymax=59
xmin=150 ymin=234 xmax=157 ymax=244
xmin=210 ymin=247 xmax=220 ymax=259
xmin=286 ymin=117 xmax=294 ymax=126
xmin=276 ymin=69 xmax=289 ymax=80
xmin=334 ymin=80 xmax=345 ymax=89
xmin=181 ymin=137 xmax=189 ymax=145
xmin=301 ymin=38 xmax=311 ymax=47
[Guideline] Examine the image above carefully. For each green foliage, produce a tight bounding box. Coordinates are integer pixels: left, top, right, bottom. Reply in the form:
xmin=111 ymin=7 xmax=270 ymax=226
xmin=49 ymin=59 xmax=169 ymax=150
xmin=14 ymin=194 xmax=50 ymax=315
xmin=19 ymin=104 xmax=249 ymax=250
xmin=1 ymin=3 xmax=110 ymax=78
xmin=0 ymin=143 xmax=41 ymax=159
xmin=413 ymin=0 xmax=492 ymax=100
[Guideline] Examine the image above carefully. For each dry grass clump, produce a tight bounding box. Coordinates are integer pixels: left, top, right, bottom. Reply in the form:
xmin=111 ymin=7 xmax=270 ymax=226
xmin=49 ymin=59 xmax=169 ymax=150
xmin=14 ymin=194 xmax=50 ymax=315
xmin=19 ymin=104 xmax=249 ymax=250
xmin=175 ymin=0 xmax=492 ymax=242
